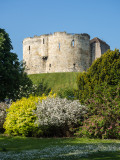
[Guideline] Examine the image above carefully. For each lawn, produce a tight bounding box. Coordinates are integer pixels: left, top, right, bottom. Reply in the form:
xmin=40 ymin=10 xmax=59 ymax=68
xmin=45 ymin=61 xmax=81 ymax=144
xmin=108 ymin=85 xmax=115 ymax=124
xmin=0 ymin=135 xmax=120 ymax=160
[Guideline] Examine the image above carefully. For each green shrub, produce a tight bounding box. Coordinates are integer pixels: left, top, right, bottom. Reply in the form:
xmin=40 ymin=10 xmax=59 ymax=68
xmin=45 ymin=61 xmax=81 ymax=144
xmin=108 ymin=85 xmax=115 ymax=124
xmin=33 ymin=81 xmax=51 ymax=96
xmin=57 ymin=88 xmax=75 ymax=100
xmin=15 ymin=80 xmax=51 ymax=101
xmin=3 ymin=92 xmax=56 ymax=137
xmin=0 ymin=102 xmax=8 ymax=133
xmin=3 ymin=96 xmax=45 ymax=136
xmin=75 ymin=83 xmax=120 ymax=139
xmin=77 ymin=49 xmax=120 ymax=103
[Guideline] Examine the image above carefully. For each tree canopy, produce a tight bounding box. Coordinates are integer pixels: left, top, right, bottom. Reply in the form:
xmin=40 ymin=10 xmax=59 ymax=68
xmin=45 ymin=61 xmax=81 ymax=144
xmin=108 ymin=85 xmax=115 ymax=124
xmin=0 ymin=28 xmax=32 ymax=101
xmin=77 ymin=49 xmax=120 ymax=103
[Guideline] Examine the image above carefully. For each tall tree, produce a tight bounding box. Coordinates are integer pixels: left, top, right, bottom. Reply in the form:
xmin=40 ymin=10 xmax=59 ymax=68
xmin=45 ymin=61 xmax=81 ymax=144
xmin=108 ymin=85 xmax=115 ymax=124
xmin=0 ymin=28 xmax=32 ymax=101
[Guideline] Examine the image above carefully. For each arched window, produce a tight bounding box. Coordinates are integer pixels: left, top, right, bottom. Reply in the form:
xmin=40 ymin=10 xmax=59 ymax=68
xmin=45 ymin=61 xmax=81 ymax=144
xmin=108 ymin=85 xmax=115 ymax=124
xmin=72 ymin=40 xmax=75 ymax=47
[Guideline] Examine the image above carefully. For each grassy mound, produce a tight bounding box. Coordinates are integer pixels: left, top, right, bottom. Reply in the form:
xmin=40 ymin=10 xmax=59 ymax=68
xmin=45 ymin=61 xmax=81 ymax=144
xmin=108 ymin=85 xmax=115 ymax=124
xmin=28 ymin=72 xmax=79 ymax=92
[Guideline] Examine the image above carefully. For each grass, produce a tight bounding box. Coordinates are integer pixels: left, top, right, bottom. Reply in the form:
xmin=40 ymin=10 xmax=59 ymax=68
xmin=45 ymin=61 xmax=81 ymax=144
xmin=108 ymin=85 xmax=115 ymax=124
xmin=0 ymin=135 xmax=120 ymax=160
xmin=28 ymin=72 xmax=79 ymax=92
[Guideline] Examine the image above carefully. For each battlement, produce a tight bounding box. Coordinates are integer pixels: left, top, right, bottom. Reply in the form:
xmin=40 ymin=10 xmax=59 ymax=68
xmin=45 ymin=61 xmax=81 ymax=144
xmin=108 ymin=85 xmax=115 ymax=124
xmin=23 ymin=32 xmax=90 ymax=41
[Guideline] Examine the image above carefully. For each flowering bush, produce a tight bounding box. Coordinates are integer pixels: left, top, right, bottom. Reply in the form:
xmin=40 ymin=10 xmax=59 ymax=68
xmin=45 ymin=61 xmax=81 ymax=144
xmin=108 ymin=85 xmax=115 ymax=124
xmin=0 ymin=102 xmax=8 ymax=132
xmin=75 ymin=84 xmax=120 ymax=139
xmin=35 ymin=97 xmax=87 ymax=136
xmin=15 ymin=81 xmax=51 ymax=101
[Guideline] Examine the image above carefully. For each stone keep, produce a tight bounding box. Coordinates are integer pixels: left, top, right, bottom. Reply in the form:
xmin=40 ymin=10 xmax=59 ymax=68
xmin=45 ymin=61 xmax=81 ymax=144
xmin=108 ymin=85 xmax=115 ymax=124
xmin=23 ymin=32 xmax=110 ymax=74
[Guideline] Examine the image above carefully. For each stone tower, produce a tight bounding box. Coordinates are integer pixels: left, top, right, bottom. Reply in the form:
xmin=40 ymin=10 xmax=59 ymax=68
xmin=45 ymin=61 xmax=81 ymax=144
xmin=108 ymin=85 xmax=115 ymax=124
xmin=90 ymin=37 xmax=110 ymax=65
xmin=23 ymin=32 xmax=110 ymax=74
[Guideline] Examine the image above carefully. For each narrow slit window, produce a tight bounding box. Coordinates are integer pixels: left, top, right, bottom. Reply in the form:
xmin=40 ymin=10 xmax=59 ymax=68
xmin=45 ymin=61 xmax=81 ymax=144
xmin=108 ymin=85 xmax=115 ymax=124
xmin=29 ymin=46 xmax=30 ymax=54
xmin=59 ymin=43 xmax=60 ymax=51
xmin=72 ymin=40 xmax=75 ymax=47
xmin=49 ymin=64 xmax=51 ymax=67
xmin=43 ymin=38 xmax=44 ymax=44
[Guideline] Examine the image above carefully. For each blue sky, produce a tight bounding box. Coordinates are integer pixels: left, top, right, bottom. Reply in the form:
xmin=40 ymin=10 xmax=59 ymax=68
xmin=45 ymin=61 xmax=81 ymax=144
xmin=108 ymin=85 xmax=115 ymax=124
xmin=0 ymin=0 xmax=120 ymax=61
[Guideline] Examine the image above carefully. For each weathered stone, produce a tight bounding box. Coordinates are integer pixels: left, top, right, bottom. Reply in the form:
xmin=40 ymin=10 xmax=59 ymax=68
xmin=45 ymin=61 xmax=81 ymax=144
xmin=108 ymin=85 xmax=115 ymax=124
xmin=23 ymin=32 xmax=110 ymax=74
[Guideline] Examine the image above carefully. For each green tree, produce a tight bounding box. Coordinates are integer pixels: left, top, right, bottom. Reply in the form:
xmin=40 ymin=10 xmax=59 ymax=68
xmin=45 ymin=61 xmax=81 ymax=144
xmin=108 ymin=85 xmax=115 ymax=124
xmin=0 ymin=28 xmax=32 ymax=101
xmin=76 ymin=49 xmax=120 ymax=103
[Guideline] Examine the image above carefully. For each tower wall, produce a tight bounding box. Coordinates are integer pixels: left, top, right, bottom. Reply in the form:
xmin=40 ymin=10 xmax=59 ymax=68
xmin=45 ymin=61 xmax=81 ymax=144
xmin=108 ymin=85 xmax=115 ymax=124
xmin=46 ymin=32 xmax=90 ymax=72
xmin=90 ymin=37 xmax=110 ymax=64
xmin=23 ymin=35 xmax=48 ymax=74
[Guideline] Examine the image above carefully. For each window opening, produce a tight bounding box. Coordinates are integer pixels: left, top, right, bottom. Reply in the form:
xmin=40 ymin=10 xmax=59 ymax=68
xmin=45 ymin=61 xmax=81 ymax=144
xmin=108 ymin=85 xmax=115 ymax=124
xmin=29 ymin=46 xmax=30 ymax=54
xmin=59 ymin=43 xmax=60 ymax=51
xmin=73 ymin=63 xmax=76 ymax=69
xmin=49 ymin=64 xmax=51 ymax=67
xmin=72 ymin=40 xmax=75 ymax=47
xmin=43 ymin=38 xmax=45 ymax=44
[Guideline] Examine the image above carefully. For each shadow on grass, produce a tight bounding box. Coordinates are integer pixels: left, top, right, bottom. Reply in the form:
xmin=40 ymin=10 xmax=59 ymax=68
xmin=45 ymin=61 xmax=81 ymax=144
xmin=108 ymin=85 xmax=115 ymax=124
xmin=0 ymin=135 xmax=120 ymax=160
xmin=34 ymin=152 xmax=120 ymax=160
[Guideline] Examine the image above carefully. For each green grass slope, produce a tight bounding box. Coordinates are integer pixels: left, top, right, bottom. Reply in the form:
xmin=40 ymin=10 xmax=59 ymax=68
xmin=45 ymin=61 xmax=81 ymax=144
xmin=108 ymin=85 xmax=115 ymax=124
xmin=28 ymin=72 xmax=79 ymax=92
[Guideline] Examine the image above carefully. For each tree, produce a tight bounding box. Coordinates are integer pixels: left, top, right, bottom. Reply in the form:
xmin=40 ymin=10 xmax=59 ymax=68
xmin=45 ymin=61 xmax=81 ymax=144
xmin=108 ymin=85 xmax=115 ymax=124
xmin=76 ymin=49 xmax=120 ymax=103
xmin=0 ymin=28 xmax=32 ymax=101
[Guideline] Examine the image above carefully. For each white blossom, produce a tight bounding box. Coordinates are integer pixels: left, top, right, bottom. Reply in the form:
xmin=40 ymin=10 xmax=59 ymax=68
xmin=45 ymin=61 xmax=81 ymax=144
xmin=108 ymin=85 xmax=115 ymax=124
xmin=35 ymin=97 xmax=87 ymax=127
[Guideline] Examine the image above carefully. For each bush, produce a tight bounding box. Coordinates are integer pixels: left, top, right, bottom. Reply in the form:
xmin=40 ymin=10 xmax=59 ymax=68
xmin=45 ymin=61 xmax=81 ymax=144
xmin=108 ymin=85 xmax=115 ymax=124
xmin=3 ymin=92 xmax=56 ymax=137
xmin=3 ymin=96 xmax=43 ymax=136
xmin=0 ymin=102 xmax=8 ymax=133
xmin=77 ymin=49 xmax=120 ymax=103
xmin=14 ymin=72 xmax=34 ymax=100
xmin=35 ymin=97 xmax=87 ymax=137
xmin=14 ymin=80 xmax=51 ymax=101
xmin=57 ymin=88 xmax=75 ymax=100
xmin=3 ymin=96 xmax=40 ymax=136
xmin=75 ymin=83 xmax=120 ymax=139
xmin=33 ymin=81 xmax=51 ymax=96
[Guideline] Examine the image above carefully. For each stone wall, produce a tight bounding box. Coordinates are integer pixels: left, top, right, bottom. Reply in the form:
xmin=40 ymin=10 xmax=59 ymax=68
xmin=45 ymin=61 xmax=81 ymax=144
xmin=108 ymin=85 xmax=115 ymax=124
xmin=90 ymin=37 xmax=110 ymax=64
xmin=23 ymin=32 xmax=110 ymax=74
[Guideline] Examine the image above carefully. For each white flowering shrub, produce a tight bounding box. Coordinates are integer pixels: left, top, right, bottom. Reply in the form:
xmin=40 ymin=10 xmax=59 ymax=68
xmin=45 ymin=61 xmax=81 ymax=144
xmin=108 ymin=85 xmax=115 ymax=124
xmin=0 ymin=102 xmax=8 ymax=132
xmin=35 ymin=97 xmax=87 ymax=136
xmin=15 ymin=82 xmax=51 ymax=100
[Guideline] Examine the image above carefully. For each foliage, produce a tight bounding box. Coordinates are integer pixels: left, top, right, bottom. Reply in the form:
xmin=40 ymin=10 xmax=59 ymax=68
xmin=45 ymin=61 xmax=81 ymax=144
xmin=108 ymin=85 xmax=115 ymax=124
xmin=57 ymin=88 xmax=75 ymax=100
xmin=0 ymin=29 xmax=13 ymax=52
xmin=75 ymin=83 xmax=120 ymax=139
xmin=0 ymin=28 xmax=33 ymax=101
xmin=33 ymin=80 xmax=51 ymax=96
xmin=76 ymin=49 xmax=120 ymax=103
xmin=0 ymin=102 xmax=8 ymax=133
xmin=16 ymin=81 xmax=51 ymax=100
xmin=35 ymin=97 xmax=87 ymax=136
xmin=3 ymin=92 xmax=56 ymax=136
xmin=3 ymin=96 xmax=40 ymax=136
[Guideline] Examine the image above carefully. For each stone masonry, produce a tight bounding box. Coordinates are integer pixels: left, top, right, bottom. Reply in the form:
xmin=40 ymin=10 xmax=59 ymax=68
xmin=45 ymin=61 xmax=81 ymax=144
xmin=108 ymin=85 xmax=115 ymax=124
xmin=23 ymin=32 xmax=110 ymax=74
